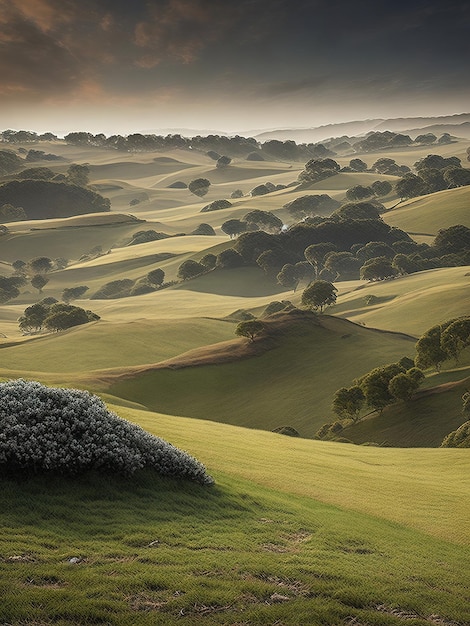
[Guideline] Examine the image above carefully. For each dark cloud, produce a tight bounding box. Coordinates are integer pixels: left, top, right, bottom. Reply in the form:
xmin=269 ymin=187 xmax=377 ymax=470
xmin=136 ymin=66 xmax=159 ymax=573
xmin=0 ymin=0 xmax=468 ymax=129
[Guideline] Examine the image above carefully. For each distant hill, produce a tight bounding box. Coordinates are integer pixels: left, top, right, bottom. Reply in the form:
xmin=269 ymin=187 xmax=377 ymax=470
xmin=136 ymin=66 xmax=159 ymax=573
xmin=253 ymin=113 xmax=470 ymax=143
xmin=0 ymin=179 xmax=110 ymax=220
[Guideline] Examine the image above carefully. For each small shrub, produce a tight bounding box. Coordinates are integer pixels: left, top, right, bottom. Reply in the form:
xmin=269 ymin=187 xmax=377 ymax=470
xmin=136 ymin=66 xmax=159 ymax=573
xmin=0 ymin=379 xmax=213 ymax=484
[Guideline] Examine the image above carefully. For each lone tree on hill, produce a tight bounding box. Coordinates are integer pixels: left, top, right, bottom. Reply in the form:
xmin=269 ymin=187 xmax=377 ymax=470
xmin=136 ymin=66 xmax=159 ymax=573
xmin=235 ymin=319 xmax=266 ymax=342
xmin=301 ymin=280 xmax=337 ymax=313
xmin=188 ymin=178 xmax=211 ymax=197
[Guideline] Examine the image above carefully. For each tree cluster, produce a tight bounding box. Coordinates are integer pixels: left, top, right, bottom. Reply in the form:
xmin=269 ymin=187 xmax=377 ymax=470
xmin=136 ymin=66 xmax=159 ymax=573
xmin=416 ymin=317 xmax=470 ymax=371
xmin=18 ymin=301 xmax=99 ymax=334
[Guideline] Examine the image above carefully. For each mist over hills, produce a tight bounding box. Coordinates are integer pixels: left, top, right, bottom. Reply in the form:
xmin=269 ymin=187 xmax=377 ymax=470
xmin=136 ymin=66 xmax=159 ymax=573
xmin=252 ymin=113 xmax=470 ymax=143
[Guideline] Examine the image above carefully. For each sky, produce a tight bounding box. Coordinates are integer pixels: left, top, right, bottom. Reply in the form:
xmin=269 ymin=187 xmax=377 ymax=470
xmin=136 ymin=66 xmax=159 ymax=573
xmin=0 ymin=0 xmax=469 ymax=136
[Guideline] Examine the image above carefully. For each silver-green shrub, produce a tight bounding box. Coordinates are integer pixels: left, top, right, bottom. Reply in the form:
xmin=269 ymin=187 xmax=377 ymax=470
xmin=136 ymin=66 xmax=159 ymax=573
xmin=0 ymin=379 xmax=213 ymax=485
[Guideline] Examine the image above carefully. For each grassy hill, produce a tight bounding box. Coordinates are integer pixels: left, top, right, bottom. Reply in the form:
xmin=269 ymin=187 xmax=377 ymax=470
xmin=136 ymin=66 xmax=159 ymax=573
xmin=332 ymin=266 xmax=470 ymax=335
xmin=1 ymin=405 xmax=469 ymax=625
xmin=89 ymin=312 xmax=415 ymax=437
xmin=1 ymin=136 xmax=470 ymax=625
xmin=383 ymin=185 xmax=470 ymax=235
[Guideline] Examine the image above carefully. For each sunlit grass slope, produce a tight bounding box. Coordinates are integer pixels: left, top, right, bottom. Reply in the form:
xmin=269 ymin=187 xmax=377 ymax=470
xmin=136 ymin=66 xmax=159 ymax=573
xmin=99 ymin=313 xmax=414 ymax=437
xmin=333 ymin=266 xmax=470 ymax=335
xmin=1 ymin=406 xmax=469 ymax=625
xmin=0 ymin=318 xmax=235 ymax=373
xmin=384 ymin=185 xmax=470 ymax=235
xmin=0 ymin=217 xmax=143 ymax=264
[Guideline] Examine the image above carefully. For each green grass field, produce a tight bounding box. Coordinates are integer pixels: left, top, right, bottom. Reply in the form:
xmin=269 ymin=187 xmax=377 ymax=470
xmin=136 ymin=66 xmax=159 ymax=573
xmin=1 ymin=137 xmax=470 ymax=625
xmin=1 ymin=407 xmax=469 ymax=625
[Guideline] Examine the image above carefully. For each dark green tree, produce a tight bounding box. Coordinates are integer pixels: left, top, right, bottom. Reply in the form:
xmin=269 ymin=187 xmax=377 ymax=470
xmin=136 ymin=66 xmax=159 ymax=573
xmin=301 ymin=280 xmax=337 ymax=312
xmin=332 ymin=386 xmax=365 ymax=421
xmin=67 ymin=164 xmax=90 ymax=186
xmin=147 ymin=269 xmax=165 ymax=287
xmin=243 ymin=210 xmax=283 ymax=233
xmin=346 ymin=185 xmax=374 ymax=201
xmin=177 ymin=259 xmax=206 ymax=280
xmin=235 ymin=319 xmax=266 ymax=342
xmin=200 ymin=253 xmax=217 ymax=270
xmin=360 ymin=257 xmax=398 ymax=281
xmin=188 ymin=178 xmax=211 ymax=197
xmin=440 ymin=318 xmax=470 ymax=363
xmin=31 ymin=274 xmax=49 ymax=294
xmin=371 ymin=180 xmax=392 ymax=197
xmin=62 ymin=285 xmax=89 ymax=303
xmin=0 ymin=275 xmax=25 ymax=303
xmin=221 ymin=219 xmax=248 ymax=238
xmin=28 ymin=257 xmax=53 ymax=275
xmin=217 ymin=248 xmax=244 ymax=269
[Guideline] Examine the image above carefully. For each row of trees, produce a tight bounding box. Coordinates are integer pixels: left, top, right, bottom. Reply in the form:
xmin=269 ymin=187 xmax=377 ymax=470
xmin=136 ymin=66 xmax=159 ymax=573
xmin=18 ymin=300 xmax=99 ymax=334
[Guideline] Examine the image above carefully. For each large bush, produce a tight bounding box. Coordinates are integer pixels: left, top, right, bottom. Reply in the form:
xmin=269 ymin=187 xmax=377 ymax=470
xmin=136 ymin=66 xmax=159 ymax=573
xmin=0 ymin=379 xmax=213 ymax=484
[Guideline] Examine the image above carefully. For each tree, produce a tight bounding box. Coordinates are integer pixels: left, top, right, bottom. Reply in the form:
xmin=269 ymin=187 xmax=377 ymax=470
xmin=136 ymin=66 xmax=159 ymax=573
xmin=0 ymin=203 xmax=27 ymax=222
xmin=356 ymin=242 xmax=394 ymax=263
xmin=43 ymin=303 xmax=99 ymax=332
xmin=18 ymin=303 xmax=51 ymax=333
xmin=177 ymin=259 xmax=206 ymax=280
xmin=358 ymin=363 xmax=405 ymax=413
xmin=256 ymin=249 xmax=287 ymax=277
xmin=221 ymin=219 xmax=248 ymax=238
xmin=235 ymin=319 xmax=265 ymax=342
xmin=332 ymin=386 xmax=365 ymax=421
xmin=192 ymin=223 xmax=216 ymax=236
xmin=443 ymin=167 xmax=470 ymax=188
xmin=346 ymin=185 xmax=374 ymax=201
xmin=67 ymin=164 xmax=90 ymax=186
xmin=395 ymin=173 xmax=424 ymax=200
xmin=200 ymin=253 xmax=217 ymax=270
xmin=360 ymin=257 xmax=398 ymax=281
xmin=304 ymin=242 xmax=337 ymax=277
xmin=349 ymin=158 xmax=368 ymax=172
xmin=371 ymin=180 xmax=392 ymax=197
xmin=28 ymin=257 xmax=53 ymax=276
xmin=433 ymin=225 xmax=470 ymax=255
xmin=388 ymin=370 xmax=424 ymax=402
xmin=301 ymin=280 xmax=337 ymax=312
xmin=333 ymin=201 xmax=382 ymax=221
xmin=0 ymin=275 xmax=25 ymax=303
xmin=31 ymin=274 xmax=49 ymax=294
xmin=188 ymin=178 xmax=211 ymax=197
xmin=440 ymin=318 xmax=470 ymax=363
xmin=216 ymin=155 xmax=231 ymax=168
xmin=146 ymin=269 xmax=165 ymax=288
xmin=415 ymin=324 xmax=452 ymax=371
xmin=283 ymin=194 xmax=340 ymax=220
xmin=414 ymin=133 xmax=437 ymax=145
xmin=62 ymin=285 xmax=89 ymax=303
xmin=243 ymin=210 xmax=283 ymax=234
xmin=217 ymin=248 xmax=244 ymax=269
xmin=277 ymin=264 xmax=300 ymax=291
xmin=324 ymin=251 xmax=361 ymax=280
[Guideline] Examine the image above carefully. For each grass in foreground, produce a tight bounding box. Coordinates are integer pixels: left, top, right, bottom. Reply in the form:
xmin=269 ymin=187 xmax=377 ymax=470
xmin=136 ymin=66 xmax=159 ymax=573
xmin=1 ymin=466 xmax=469 ymax=626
